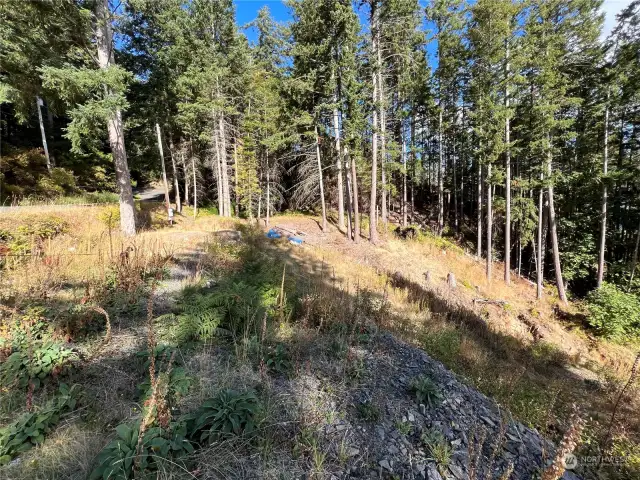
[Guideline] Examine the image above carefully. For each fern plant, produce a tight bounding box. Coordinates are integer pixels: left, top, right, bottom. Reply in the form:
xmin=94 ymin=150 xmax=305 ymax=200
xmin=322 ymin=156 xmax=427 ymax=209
xmin=187 ymin=389 xmax=260 ymax=444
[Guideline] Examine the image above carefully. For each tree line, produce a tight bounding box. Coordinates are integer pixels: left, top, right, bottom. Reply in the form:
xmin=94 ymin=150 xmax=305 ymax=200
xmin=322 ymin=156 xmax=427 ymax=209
xmin=1 ymin=0 xmax=639 ymax=301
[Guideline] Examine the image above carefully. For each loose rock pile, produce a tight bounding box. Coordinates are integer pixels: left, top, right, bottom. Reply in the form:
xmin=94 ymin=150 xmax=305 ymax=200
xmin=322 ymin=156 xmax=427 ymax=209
xmin=312 ymin=333 xmax=579 ymax=480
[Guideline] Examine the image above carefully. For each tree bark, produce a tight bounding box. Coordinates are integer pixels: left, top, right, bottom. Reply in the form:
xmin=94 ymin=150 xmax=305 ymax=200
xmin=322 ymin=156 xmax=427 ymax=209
xmin=477 ymin=160 xmax=482 ymax=259
xmin=402 ymin=128 xmax=407 ymax=228
xmin=155 ymin=123 xmax=171 ymax=208
xmin=370 ymin=3 xmax=379 ymax=244
xmin=438 ymin=106 xmax=444 ymax=236
xmin=36 ymin=96 xmax=52 ymax=172
xmin=597 ymin=96 xmax=610 ymax=288
xmin=547 ymin=146 xmax=567 ymax=304
xmin=378 ymin=29 xmax=387 ymax=233
xmin=629 ymin=220 xmax=640 ymax=291
xmin=486 ymin=161 xmax=493 ymax=282
xmin=191 ymin=150 xmax=197 ymax=219
xmin=213 ymin=112 xmax=224 ymax=215
xmin=234 ymin=139 xmax=240 ymax=217
xmin=333 ymin=84 xmax=345 ymax=232
xmin=350 ymin=144 xmax=360 ymax=243
xmin=345 ymin=148 xmax=354 ymax=240
xmin=315 ymin=124 xmax=327 ymax=232
xmin=169 ymin=136 xmax=182 ymax=213
xmin=218 ymin=113 xmax=231 ymax=217
xmin=504 ymin=41 xmax=511 ymax=285
xmin=180 ymin=142 xmax=189 ymax=207
xmin=96 ymin=0 xmax=136 ymax=236
xmin=266 ymin=150 xmax=270 ymax=227
xmin=537 ymin=175 xmax=544 ymax=299
xmin=453 ymin=138 xmax=458 ymax=234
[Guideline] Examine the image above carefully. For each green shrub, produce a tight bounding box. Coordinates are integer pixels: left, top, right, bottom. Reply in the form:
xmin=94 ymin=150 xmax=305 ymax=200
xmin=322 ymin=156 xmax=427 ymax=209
xmin=98 ymin=205 xmax=121 ymax=230
xmin=0 ymin=341 xmax=77 ymax=390
xmin=410 ymin=375 xmax=442 ymax=408
xmin=0 ymin=383 xmax=80 ymax=465
xmin=136 ymin=346 xmax=192 ymax=403
xmin=187 ymin=389 xmax=259 ymax=444
xmin=356 ymin=400 xmax=381 ymax=422
xmin=421 ymin=428 xmax=452 ymax=470
xmin=585 ymin=282 xmax=640 ymax=339
xmin=89 ymin=421 xmax=194 ymax=479
xmin=263 ymin=343 xmax=291 ymax=374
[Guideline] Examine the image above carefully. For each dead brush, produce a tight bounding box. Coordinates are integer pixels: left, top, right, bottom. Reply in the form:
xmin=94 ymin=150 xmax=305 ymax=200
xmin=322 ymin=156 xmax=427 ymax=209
xmin=540 ymin=404 xmax=585 ymax=480
xmin=466 ymin=420 xmax=513 ymax=480
xmin=134 ymin=279 xmax=176 ymax=468
xmin=81 ymin=305 xmax=111 ymax=343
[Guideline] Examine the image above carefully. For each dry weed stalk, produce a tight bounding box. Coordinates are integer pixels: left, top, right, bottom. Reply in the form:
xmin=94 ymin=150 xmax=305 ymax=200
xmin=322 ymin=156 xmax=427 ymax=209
xmin=84 ymin=305 xmax=111 ymax=343
xmin=540 ymin=405 xmax=585 ymax=480
xmin=602 ymin=351 xmax=640 ymax=454
xmin=467 ymin=424 xmax=488 ymax=480
xmin=484 ymin=418 xmax=507 ymax=480
xmin=135 ymin=279 xmax=176 ymax=468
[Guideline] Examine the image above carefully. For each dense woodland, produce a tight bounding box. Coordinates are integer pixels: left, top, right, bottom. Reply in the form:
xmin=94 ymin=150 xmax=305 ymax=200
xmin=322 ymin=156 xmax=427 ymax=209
xmin=2 ymin=0 xmax=640 ymax=306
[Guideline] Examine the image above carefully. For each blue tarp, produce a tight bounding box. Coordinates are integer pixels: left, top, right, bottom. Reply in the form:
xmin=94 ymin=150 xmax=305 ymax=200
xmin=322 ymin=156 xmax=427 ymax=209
xmin=288 ymin=236 xmax=303 ymax=245
xmin=266 ymin=229 xmax=282 ymax=239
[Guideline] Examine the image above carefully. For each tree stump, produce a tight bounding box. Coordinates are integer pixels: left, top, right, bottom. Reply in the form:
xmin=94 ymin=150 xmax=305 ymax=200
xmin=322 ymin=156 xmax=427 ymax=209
xmin=447 ymin=272 xmax=456 ymax=289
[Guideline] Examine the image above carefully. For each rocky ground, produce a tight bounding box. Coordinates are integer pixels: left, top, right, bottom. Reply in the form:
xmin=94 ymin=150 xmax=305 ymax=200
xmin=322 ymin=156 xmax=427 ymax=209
xmin=270 ymin=331 xmax=576 ymax=480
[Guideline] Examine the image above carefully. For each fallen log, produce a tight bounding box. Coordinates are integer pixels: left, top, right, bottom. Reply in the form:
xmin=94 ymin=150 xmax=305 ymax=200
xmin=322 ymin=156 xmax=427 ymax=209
xmin=473 ymin=298 xmax=508 ymax=307
xmin=275 ymin=225 xmax=308 ymax=236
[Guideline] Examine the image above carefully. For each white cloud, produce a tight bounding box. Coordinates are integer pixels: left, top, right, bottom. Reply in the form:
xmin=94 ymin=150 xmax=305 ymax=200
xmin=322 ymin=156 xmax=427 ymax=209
xmin=601 ymin=0 xmax=633 ymax=39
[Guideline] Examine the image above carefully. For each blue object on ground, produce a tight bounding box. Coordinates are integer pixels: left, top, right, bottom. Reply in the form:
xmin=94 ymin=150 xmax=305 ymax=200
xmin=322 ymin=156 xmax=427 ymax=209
xmin=266 ymin=229 xmax=282 ymax=239
xmin=288 ymin=236 xmax=303 ymax=245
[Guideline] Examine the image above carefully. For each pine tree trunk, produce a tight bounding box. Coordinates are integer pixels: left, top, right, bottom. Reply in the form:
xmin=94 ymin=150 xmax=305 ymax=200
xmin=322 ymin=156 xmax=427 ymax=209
xmin=410 ymin=116 xmax=416 ymax=224
xmin=266 ymin=151 xmax=270 ymax=227
xmin=191 ymin=152 xmax=197 ymax=219
xmin=350 ymin=144 xmax=360 ymax=243
xmin=219 ymin=113 xmax=231 ymax=217
xmin=453 ymin=138 xmax=458 ymax=234
xmin=537 ymin=176 xmax=544 ymax=299
xmin=378 ymin=30 xmax=387 ymax=233
xmin=315 ymin=124 xmax=328 ymax=232
xmin=504 ymin=42 xmax=511 ymax=285
xmin=155 ymin=123 xmax=171 ymax=208
xmin=169 ymin=136 xmax=182 ymax=213
xmin=95 ymin=0 xmax=136 ymax=236
xmin=597 ymin=98 xmax=610 ymax=288
xmin=547 ymin=147 xmax=567 ymax=304
xmin=629 ymin=220 xmax=640 ymax=291
xmin=486 ymin=161 xmax=493 ymax=282
xmin=212 ymin=113 xmax=224 ymax=216
xmin=402 ymin=129 xmax=407 ymax=228
xmin=477 ymin=160 xmax=482 ymax=259
xmin=370 ymin=4 xmax=379 ymax=244
xmin=36 ymin=96 xmax=52 ymax=172
xmin=438 ymin=107 xmax=444 ymax=236
xmin=333 ymin=86 xmax=345 ymax=231
xmin=345 ymin=148 xmax=354 ymax=240
xmin=182 ymin=148 xmax=189 ymax=208
xmin=234 ymin=139 xmax=240 ymax=217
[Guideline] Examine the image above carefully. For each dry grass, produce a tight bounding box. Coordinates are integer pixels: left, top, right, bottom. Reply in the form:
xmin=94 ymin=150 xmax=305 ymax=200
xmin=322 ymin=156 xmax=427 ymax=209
xmin=1 ymin=207 xmax=638 ymax=478
xmin=262 ymin=214 xmax=640 ymax=463
xmin=1 ymin=422 xmax=107 ymax=480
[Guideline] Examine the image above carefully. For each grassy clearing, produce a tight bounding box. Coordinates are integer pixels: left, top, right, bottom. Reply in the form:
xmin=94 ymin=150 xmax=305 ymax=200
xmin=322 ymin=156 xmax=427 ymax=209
xmin=0 ymin=208 xmax=637 ymax=479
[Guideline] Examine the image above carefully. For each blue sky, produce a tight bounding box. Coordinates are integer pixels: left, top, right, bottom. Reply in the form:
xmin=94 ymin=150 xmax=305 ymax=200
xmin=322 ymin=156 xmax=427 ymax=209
xmin=234 ymin=0 xmax=633 ymax=41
